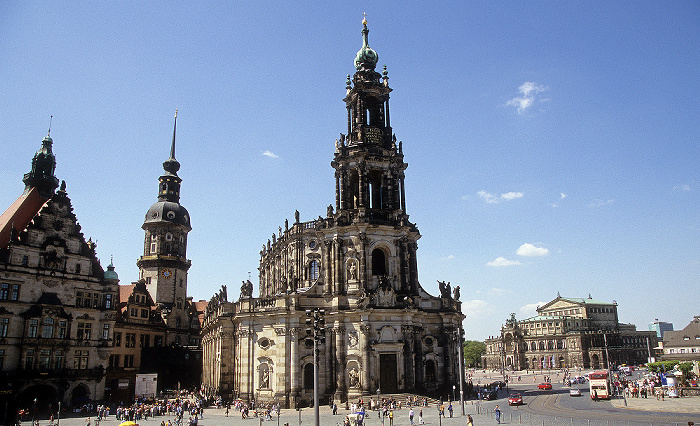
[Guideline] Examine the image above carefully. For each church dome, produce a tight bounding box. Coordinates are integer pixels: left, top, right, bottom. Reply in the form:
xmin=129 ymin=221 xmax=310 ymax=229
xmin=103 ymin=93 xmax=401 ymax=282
xmin=144 ymin=200 xmax=191 ymax=230
xmin=104 ymin=258 xmax=119 ymax=281
xmin=354 ymin=19 xmax=378 ymax=71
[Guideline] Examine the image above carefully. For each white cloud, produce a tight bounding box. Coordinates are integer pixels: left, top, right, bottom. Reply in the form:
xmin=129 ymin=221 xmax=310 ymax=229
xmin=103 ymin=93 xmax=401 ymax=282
xmin=487 ymin=257 xmax=522 ymax=267
xmin=560 ymin=193 xmax=567 ymax=199
xmin=478 ymin=190 xmax=523 ymax=204
xmin=519 ymin=301 xmax=547 ymax=318
xmin=588 ymin=198 xmax=614 ymax=208
xmin=262 ymin=150 xmax=279 ymax=158
xmin=674 ymin=184 xmax=691 ymax=192
xmin=501 ymin=191 xmax=524 ymax=201
xmin=440 ymin=254 xmax=455 ymax=261
xmin=507 ymin=82 xmax=548 ymax=114
xmin=517 ymin=243 xmax=549 ymax=257
xmin=461 ymin=299 xmax=493 ymax=319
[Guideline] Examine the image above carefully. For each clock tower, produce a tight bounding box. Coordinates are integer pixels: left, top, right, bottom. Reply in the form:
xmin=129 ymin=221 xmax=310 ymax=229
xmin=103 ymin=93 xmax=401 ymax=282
xmin=137 ymin=111 xmax=192 ymax=330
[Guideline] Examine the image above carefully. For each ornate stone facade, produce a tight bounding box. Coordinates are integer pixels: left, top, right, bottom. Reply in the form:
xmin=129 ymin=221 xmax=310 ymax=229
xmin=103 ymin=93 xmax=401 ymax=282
xmin=0 ymin=134 xmax=119 ymax=415
xmin=201 ymin=21 xmax=465 ymax=407
xmin=482 ymin=295 xmax=657 ymax=371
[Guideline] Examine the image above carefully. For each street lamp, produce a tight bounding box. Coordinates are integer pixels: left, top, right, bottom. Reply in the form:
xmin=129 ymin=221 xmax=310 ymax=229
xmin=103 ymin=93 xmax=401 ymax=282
xmin=305 ymin=308 xmax=325 ymax=426
xmin=452 ymin=385 xmax=455 ymax=404
xmin=31 ymin=398 xmax=37 ymax=425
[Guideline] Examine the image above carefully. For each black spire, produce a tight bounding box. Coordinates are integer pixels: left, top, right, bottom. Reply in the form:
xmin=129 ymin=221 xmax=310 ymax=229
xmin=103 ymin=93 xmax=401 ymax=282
xmin=158 ymin=111 xmax=182 ymax=202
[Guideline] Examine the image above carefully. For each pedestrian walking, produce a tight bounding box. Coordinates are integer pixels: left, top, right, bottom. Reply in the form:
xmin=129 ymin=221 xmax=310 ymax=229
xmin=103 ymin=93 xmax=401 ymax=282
xmin=409 ymin=408 xmax=414 ymax=425
xmin=493 ymin=405 xmax=500 ymax=424
xmin=389 ymin=410 xmax=394 ymax=426
xmin=418 ymin=409 xmax=424 ymax=425
xmin=447 ymin=403 xmax=452 ymax=418
xmin=467 ymin=414 xmax=473 ymax=426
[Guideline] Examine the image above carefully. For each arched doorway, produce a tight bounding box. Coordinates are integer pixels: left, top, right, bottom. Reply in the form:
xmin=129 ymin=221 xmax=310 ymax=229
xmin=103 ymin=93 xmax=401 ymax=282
xmin=303 ymin=364 xmax=314 ymax=390
xmin=70 ymin=384 xmax=90 ymax=409
xmin=17 ymin=384 xmax=58 ymax=418
xmin=591 ymin=354 xmax=600 ymax=369
xmin=425 ymin=360 xmax=436 ymax=383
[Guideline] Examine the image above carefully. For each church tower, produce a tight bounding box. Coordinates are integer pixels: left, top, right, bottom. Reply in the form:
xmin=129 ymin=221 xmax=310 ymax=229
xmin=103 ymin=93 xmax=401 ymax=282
xmin=136 ymin=112 xmax=192 ymax=330
xmin=330 ymin=17 xmax=420 ymax=295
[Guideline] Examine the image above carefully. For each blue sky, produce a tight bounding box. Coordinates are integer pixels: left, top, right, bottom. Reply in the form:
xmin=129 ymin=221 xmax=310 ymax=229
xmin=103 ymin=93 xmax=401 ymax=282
xmin=1 ymin=2 xmax=698 ymax=341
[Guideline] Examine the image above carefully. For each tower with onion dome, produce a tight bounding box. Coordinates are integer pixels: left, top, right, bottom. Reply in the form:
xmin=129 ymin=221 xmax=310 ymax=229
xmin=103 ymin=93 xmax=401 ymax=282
xmin=136 ymin=111 xmax=193 ymax=334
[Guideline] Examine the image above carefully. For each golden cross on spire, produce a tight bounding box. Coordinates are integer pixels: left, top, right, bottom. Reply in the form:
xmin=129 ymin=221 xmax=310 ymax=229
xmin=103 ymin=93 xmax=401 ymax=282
xmin=174 ymin=109 xmax=178 ymax=118
xmin=362 ymin=12 xmax=367 ymax=25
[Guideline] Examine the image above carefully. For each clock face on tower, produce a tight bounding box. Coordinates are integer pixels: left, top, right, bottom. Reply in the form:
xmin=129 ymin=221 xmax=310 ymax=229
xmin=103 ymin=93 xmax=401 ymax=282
xmin=162 ymin=269 xmax=172 ymax=279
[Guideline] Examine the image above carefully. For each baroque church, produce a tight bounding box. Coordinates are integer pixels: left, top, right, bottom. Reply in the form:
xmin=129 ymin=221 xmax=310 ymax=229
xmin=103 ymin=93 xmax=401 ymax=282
xmin=201 ymin=20 xmax=465 ymax=407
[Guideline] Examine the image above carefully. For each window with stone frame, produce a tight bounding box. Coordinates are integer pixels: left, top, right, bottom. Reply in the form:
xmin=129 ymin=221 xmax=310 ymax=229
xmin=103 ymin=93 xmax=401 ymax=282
xmin=58 ymin=320 xmax=67 ymax=339
xmin=54 ymin=350 xmax=63 ymax=369
xmin=10 ymin=284 xmax=19 ymax=301
xmin=28 ymin=319 xmax=39 ymax=337
xmin=74 ymin=350 xmax=89 ymax=369
xmin=104 ymin=293 xmax=113 ymax=309
xmin=24 ymin=349 xmax=35 ymax=370
xmin=125 ymin=333 xmax=136 ymax=348
xmin=0 ymin=283 xmax=8 ymax=300
xmin=0 ymin=318 xmax=8 ymax=338
xmin=102 ymin=324 xmax=110 ymax=340
xmin=109 ymin=354 xmax=119 ymax=368
xmin=41 ymin=318 xmax=54 ymax=338
xmin=308 ymin=260 xmax=319 ymax=280
xmin=76 ymin=322 xmax=91 ymax=340
xmin=39 ymin=349 xmax=51 ymax=370
xmin=114 ymin=332 xmax=122 ymax=347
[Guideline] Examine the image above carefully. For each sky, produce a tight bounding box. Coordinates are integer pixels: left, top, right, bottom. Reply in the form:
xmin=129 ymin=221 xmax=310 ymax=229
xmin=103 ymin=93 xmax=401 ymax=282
xmin=1 ymin=2 xmax=698 ymax=342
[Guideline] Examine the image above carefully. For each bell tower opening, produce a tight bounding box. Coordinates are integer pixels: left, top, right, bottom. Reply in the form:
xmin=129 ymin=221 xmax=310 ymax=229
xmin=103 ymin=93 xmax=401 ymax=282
xmin=371 ymin=248 xmax=387 ymax=276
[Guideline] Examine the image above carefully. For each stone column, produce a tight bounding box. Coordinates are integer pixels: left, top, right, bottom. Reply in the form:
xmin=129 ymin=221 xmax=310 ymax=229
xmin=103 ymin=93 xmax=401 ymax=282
xmin=335 ymin=170 xmax=341 ymax=211
xmin=360 ymin=324 xmax=372 ymax=395
xmin=289 ymin=327 xmax=300 ymax=407
xmin=358 ymin=169 xmax=365 ymax=208
xmin=334 ymin=326 xmax=346 ymax=403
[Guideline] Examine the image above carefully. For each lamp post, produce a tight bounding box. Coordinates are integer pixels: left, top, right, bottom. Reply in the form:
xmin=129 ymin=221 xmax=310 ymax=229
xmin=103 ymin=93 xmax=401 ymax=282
xmin=31 ymin=398 xmax=37 ymax=426
xmin=452 ymin=385 xmax=455 ymax=404
xmin=305 ymin=309 xmax=325 ymax=426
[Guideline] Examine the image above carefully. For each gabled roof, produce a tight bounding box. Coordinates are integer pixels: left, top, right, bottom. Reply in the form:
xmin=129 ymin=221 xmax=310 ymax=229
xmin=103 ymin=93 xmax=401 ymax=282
xmin=0 ymin=187 xmax=50 ymax=249
xmin=119 ymin=284 xmax=136 ymax=303
xmin=538 ymin=295 xmax=612 ymax=312
xmin=664 ymin=316 xmax=700 ymax=347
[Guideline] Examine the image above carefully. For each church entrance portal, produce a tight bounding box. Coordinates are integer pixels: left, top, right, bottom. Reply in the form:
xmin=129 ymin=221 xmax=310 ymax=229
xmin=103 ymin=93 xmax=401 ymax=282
xmin=379 ymin=354 xmax=398 ymax=394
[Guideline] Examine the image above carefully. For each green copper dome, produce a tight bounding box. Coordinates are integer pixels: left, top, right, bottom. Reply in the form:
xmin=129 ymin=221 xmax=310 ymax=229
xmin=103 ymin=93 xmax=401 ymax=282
xmin=354 ymin=19 xmax=378 ymax=70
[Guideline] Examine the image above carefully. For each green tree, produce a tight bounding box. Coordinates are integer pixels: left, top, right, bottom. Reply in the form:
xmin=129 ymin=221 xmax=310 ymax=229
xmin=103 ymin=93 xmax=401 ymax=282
xmin=463 ymin=340 xmax=486 ymax=368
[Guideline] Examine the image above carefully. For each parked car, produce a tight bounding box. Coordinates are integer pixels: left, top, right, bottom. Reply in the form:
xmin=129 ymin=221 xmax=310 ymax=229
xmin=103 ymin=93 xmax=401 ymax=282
xmin=508 ymin=393 xmax=523 ymax=405
xmin=482 ymin=388 xmax=498 ymax=400
xmin=569 ymin=388 xmax=582 ymax=396
xmin=537 ymin=382 xmax=552 ymax=390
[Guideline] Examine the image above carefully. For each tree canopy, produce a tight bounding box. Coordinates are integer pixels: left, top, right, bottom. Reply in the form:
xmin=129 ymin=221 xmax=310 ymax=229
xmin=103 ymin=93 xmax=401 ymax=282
xmin=463 ymin=340 xmax=486 ymax=368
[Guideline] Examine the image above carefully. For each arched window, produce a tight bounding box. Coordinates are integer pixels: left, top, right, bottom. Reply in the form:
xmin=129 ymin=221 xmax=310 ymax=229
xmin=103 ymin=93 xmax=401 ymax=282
xmin=371 ymin=249 xmax=387 ymax=276
xmin=308 ymin=260 xmax=319 ymax=280
xmin=303 ymin=363 xmax=314 ymax=389
xmin=425 ymin=360 xmax=436 ymax=382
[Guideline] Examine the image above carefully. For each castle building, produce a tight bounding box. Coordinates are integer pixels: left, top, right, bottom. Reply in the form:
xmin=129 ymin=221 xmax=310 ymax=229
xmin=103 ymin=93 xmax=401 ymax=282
xmin=482 ymin=294 xmax=657 ymax=370
xmin=106 ymin=113 xmax=204 ymax=402
xmin=201 ymin=20 xmax=465 ymax=407
xmin=0 ymin=133 xmax=119 ymax=417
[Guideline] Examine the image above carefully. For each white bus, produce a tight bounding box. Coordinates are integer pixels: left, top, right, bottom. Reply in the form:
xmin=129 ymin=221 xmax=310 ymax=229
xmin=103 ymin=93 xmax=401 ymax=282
xmin=588 ymin=371 xmax=611 ymax=400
